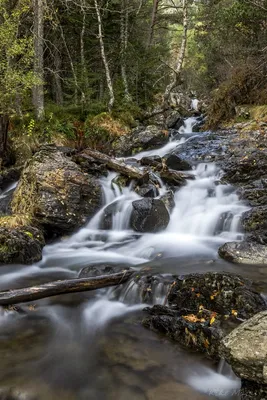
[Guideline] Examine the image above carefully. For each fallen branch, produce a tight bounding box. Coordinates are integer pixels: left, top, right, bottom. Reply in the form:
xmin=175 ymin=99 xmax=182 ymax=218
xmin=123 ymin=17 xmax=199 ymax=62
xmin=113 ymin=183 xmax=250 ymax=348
xmin=0 ymin=270 xmax=134 ymax=306
xmin=81 ymin=148 xmax=144 ymax=179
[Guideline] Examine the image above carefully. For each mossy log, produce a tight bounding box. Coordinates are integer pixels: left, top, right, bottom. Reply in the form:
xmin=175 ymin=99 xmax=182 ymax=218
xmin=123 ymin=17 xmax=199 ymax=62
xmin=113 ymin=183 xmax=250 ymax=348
xmin=81 ymin=149 xmax=144 ymax=179
xmin=0 ymin=270 xmax=133 ymax=305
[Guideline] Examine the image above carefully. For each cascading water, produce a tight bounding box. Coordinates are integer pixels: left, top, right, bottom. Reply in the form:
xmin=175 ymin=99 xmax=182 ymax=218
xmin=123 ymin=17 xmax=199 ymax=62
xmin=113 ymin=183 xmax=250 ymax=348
xmin=0 ymin=119 xmax=247 ymax=399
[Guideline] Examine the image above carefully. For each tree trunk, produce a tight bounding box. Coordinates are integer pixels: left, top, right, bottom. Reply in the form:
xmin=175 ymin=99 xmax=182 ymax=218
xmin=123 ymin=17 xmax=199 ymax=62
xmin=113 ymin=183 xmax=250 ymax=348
xmin=81 ymin=148 xmax=145 ymax=179
xmin=94 ymin=0 xmax=115 ymax=111
xmin=0 ymin=270 xmax=133 ymax=306
xmin=163 ymin=0 xmax=188 ymax=108
xmin=0 ymin=115 xmax=9 ymax=167
xmin=54 ymin=44 xmax=63 ymax=106
xmin=120 ymin=0 xmax=131 ymax=102
xmin=147 ymin=0 xmax=160 ymax=48
xmin=80 ymin=3 xmax=89 ymax=103
xmin=33 ymin=0 xmax=45 ymax=120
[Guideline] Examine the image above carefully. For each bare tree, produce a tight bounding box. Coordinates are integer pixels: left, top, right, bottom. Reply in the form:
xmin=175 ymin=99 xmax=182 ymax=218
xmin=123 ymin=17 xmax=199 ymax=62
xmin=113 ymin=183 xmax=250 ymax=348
xmin=33 ymin=0 xmax=45 ymax=120
xmin=94 ymin=0 xmax=115 ymax=111
xmin=163 ymin=0 xmax=188 ymax=108
xmin=147 ymin=0 xmax=160 ymax=48
xmin=120 ymin=0 xmax=131 ymax=102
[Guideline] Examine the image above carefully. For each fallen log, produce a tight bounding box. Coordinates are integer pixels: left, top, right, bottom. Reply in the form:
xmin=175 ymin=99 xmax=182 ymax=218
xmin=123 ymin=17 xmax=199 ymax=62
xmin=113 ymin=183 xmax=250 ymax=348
xmin=0 ymin=270 xmax=134 ymax=306
xmin=81 ymin=148 xmax=144 ymax=179
xmin=159 ymin=168 xmax=195 ymax=186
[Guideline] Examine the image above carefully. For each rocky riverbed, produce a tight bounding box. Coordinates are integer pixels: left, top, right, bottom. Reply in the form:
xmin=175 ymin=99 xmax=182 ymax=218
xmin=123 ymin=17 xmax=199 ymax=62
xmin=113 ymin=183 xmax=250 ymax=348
xmin=0 ymin=116 xmax=267 ymax=398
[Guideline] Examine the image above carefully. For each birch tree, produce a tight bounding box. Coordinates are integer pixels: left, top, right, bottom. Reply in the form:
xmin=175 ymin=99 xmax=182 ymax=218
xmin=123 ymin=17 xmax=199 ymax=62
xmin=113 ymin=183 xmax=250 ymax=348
xmin=163 ymin=0 xmax=188 ymax=108
xmin=32 ymin=0 xmax=45 ymax=120
xmin=147 ymin=0 xmax=160 ymax=48
xmin=94 ymin=0 xmax=115 ymax=111
xmin=120 ymin=0 xmax=131 ymax=102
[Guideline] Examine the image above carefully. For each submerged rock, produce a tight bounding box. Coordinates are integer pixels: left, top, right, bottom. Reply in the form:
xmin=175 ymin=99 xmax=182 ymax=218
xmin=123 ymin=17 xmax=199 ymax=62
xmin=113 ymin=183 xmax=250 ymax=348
xmin=12 ymin=146 xmax=102 ymax=236
xmin=220 ymin=311 xmax=267 ymax=384
xmin=0 ymin=225 xmax=45 ymax=264
xmin=218 ymin=241 xmax=267 ymax=265
xmin=79 ymin=263 xmax=130 ymax=278
xmin=130 ymin=198 xmax=170 ymax=233
xmin=113 ymin=126 xmax=169 ymax=157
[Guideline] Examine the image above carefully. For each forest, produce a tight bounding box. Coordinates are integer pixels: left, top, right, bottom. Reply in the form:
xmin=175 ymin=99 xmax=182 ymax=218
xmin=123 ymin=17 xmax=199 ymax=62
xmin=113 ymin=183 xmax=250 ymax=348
xmin=1 ymin=1 xmax=267 ymax=400
xmin=1 ymin=0 xmax=267 ymax=162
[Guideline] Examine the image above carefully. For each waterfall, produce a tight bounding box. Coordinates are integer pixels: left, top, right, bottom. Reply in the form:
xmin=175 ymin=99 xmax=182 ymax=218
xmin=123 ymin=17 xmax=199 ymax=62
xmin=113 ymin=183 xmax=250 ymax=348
xmin=0 ymin=118 xmax=244 ymax=398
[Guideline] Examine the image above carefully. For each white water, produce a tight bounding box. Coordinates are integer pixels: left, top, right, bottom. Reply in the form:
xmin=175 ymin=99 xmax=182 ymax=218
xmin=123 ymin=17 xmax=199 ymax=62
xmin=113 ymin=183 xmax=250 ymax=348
xmin=0 ymin=119 xmax=245 ymax=398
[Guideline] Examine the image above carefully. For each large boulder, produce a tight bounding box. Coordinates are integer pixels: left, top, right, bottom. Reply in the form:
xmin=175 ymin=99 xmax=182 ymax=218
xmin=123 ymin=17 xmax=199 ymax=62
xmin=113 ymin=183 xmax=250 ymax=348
xmin=112 ymin=126 xmax=169 ymax=157
xmin=220 ymin=311 xmax=267 ymax=384
xmin=0 ymin=224 xmax=45 ymax=264
xmin=135 ymin=183 xmax=159 ymax=198
xmin=242 ymin=206 xmax=267 ymax=244
xmin=218 ymin=241 xmax=267 ymax=265
xmin=143 ymin=272 xmax=266 ymax=359
xmin=11 ymin=146 xmax=102 ymax=236
xmin=130 ymin=198 xmax=170 ymax=232
xmin=164 ymin=154 xmax=192 ymax=171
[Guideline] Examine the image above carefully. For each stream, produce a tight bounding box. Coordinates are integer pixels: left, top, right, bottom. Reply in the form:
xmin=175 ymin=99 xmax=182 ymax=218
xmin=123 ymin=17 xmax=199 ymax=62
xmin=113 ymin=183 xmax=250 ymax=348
xmin=0 ymin=118 xmax=263 ymax=399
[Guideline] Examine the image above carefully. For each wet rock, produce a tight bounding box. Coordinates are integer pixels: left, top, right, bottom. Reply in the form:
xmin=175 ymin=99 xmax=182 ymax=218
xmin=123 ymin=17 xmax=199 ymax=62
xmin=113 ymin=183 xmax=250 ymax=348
xmin=99 ymin=202 xmax=117 ymax=230
xmin=223 ymin=150 xmax=267 ymax=184
xmin=135 ymin=183 xmax=159 ymax=198
xmin=72 ymin=153 xmax=108 ymax=177
xmin=133 ymin=274 xmax=173 ymax=304
xmin=168 ymin=272 xmax=265 ymax=319
xmin=241 ymin=206 xmax=267 ymax=244
xmin=143 ymin=305 xmax=224 ymax=359
xmin=159 ymin=190 xmax=175 ymax=212
xmin=159 ymin=169 xmax=192 ymax=187
xmin=130 ymin=198 xmax=170 ymax=232
xmin=143 ymin=272 xmax=266 ymax=359
xmin=113 ymin=126 xmax=169 ymax=157
xmin=218 ymin=241 xmax=267 ymax=265
xmin=79 ymin=263 xmax=130 ymax=278
xmin=165 ymin=111 xmax=183 ymax=130
xmin=240 ymin=380 xmax=267 ymax=400
xmin=0 ymin=166 xmax=21 ymax=191
xmin=12 ymin=146 xmax=102 ymax=236
xmin=164 ymin=154 xmax=192 ymax=171
xmin=220 ymin=311 xmax=267 ymax=385
xmin=140 ymin=156 xmax=162 ymax=168
xmin=0 ymin=226 xmax=45 ymax=265
xmin=238 ymin=179 xmax=267 ymax=206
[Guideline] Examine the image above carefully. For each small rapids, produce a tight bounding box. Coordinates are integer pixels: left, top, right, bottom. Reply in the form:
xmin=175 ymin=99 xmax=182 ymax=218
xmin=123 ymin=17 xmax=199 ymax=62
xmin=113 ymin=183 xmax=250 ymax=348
xmin=0 ymin=117 xmax=247 ymax=399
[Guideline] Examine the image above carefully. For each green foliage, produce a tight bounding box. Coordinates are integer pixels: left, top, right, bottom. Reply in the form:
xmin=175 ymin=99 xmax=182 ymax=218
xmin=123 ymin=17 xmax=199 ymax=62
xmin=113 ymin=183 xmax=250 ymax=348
xmin=0 ymin=0 xmax=37 ymax=116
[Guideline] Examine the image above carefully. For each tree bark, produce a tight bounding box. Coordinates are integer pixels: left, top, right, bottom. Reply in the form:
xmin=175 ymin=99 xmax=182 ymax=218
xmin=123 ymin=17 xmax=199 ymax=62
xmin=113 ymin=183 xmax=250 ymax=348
xmin=0 ymin=115 xmax=9 ymax=166
xmin=81 ymin=148 xmax=145 ymax=179
xmin=147 ymin=0 xmax=160 ymax=48
xmin=54 ymin=43 xmax=63 ymax=106
xmin=0 ymin=270 xmax=133 ymax=306
xmin=163 ymin=0 xmax=188 ymax=108
xmin=120 ymin=0 xmax=131 ymax=102
xmin=94 ymin=0 xmax=115 ymax=111
xmin=33 ymin=0 xmax=45 ymax=120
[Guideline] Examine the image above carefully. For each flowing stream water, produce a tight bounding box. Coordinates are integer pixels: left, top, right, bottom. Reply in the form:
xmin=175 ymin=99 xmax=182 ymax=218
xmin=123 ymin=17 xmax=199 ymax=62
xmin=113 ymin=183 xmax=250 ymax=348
xmin=0 ymin=118 xmax=263 ymax=399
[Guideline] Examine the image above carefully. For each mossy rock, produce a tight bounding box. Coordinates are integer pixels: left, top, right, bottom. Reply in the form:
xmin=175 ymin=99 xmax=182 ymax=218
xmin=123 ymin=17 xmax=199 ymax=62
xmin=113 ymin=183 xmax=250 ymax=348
xmin=0 ymin=223 xmax=45 ymax=264
xmin=11 ymin=145 xmax=102 ymax=236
